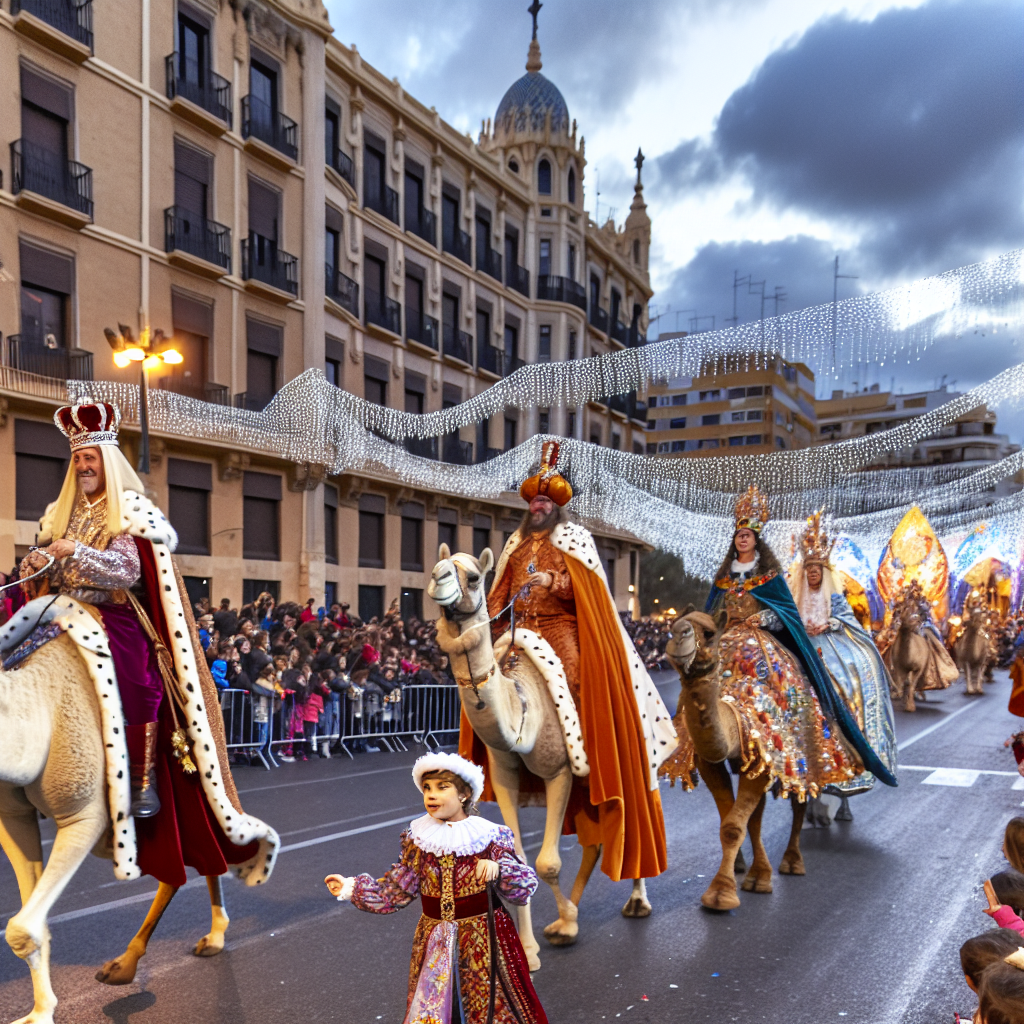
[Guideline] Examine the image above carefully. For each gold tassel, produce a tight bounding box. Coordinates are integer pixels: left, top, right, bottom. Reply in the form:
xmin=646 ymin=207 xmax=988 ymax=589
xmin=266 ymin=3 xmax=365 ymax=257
xmin=170 ymin=728 xmax=197 ymax=774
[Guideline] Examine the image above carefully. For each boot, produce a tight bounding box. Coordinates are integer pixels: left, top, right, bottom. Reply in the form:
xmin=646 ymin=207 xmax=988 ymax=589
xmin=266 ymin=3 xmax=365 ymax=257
xmin=127 ymin=721 xmax=161 ymax=818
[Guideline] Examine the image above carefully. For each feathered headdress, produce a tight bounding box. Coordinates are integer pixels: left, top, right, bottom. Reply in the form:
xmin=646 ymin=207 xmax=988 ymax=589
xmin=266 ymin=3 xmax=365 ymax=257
xmin=798 ymin=509 xmax=835 ymax=568
xmin=734 ymin=484 xmax=770 ymax=534
xmin=520 ymin=440 xmax=573 ymax=507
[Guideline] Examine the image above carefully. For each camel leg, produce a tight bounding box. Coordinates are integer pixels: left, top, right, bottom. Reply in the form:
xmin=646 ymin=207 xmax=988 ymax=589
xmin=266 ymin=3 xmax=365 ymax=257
xmin=569 ymin=843 xmax=601 ymax=906
xmin=0 ymin=805 xmax=55 ymax=1024
xmin=740 ymin=792 xmax=773 ymax=894
xmin=193 ymin=875 xmax=229 ymax=957
xmin=486 ymin=749 xmax=540 ymax=972
xmin=903 ymin=671 xmax=918 ymax=713
xmin=95 ymin=882 xmax=179 ymax=984
xmin=534 ymin=769 xmax=579 ymax=947
xmin=622 ymin=878 xmax=651 ymax=918
xmin=779 ymin=798 xmax=808 ymax=876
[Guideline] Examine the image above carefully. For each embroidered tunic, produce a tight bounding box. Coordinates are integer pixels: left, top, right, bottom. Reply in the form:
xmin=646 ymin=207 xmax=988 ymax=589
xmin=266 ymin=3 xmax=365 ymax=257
xmin=345 ymin=816 xmax=547 ymax=1024
xmin=57 ymin=494 xmax=141 ymax=603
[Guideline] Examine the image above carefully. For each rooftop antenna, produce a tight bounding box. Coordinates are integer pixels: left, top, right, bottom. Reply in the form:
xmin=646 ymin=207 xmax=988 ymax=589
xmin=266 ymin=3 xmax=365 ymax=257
xmin=726 ymin=271 xmax=751 ymax=328
xmin=528 ymin=0 xmax=542 ymax=39
xmin=595 ymin=168 xmax=601 ymax=225
xmin=831 ymin=254 xmax=858 ymax=365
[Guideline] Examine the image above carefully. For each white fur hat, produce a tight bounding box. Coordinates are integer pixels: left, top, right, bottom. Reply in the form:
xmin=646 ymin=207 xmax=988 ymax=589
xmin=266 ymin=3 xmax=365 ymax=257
xmin=412 ymin=753 xmax=485 ymax=802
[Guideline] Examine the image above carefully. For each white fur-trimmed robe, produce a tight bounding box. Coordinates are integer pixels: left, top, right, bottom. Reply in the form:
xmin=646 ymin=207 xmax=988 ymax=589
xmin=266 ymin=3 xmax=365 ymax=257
xmin=492 ymin=521 xmax=677 ymax=789
xmin=33 ymin=489 xmax=279 ymax=885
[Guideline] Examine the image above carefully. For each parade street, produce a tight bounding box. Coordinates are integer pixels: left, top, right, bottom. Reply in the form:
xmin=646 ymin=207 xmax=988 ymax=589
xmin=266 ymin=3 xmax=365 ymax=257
xmin=1 ymin=672 xmax=1019 ymax=1024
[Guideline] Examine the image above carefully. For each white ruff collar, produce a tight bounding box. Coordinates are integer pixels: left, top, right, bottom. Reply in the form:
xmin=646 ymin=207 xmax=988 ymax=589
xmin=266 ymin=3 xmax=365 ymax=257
xmin=731 ymin=553 xmax=760 ymax=576
xmin=408 ymin=813 xmax=501 ymax=857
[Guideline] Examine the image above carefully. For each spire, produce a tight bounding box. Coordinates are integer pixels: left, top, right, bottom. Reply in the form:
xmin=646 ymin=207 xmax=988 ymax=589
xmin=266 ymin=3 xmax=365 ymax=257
xmin=634 ymin=147 xmax=645 ymax=187
xmin=526 ymin=0 xmax=543 ymax=72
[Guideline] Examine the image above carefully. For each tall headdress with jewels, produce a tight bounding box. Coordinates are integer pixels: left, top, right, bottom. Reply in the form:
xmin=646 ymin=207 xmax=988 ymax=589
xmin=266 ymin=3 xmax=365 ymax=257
xmin=520 ymin=440 xmax=573 ymax=507
xmin=734 ymin=484 xmax=770 ymax=535
xmin=54 ymin=401 xmax=122 ymax=451
xmin=798 ymin=509 xmax=835 ymax=567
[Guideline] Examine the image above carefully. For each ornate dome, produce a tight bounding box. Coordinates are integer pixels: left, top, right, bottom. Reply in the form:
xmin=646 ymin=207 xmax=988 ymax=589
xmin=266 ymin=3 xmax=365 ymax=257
xmin=495 ymin=71 xmax=569 ymax=136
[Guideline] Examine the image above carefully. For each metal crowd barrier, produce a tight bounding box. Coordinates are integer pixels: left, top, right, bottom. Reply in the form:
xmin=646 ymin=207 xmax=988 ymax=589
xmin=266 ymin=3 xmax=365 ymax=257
xmin=218 ymin=684 xmax=463 ymax=769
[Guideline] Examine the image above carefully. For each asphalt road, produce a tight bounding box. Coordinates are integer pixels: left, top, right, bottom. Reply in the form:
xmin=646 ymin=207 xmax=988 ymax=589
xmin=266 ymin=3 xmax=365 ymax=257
xmin=1 ymin=670 xmax=1022 ymax=1024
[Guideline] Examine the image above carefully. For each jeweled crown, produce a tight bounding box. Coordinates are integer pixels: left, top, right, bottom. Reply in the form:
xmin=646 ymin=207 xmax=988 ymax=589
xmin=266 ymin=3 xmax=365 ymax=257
xmin=734 ymin=484 xmax=770 ymax=534
xmin=54 ymin=401 xmax=122 ymax=451
xmin=798 ymin=509 xmax=835 ymax=567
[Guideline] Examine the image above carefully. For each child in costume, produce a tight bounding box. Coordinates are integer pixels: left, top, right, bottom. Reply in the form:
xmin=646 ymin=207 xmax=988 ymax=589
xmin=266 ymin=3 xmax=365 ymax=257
xmin=325 ymin=752 xmax=548 ymax=1024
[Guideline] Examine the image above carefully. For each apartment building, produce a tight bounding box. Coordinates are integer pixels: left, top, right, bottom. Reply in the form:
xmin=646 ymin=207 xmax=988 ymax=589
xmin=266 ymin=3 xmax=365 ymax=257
xmin=0 ymin=0 xmax=651 ymax=620
xmin=644 ymin=339 xmax=817 ymax=458
xmin=815 ymin=384 xmax=1022 ymax=499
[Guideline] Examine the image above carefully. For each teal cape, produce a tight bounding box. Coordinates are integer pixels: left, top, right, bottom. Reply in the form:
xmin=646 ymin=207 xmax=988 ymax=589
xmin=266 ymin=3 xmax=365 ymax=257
xmin=707 ymin=573 xmax=898 ymax=787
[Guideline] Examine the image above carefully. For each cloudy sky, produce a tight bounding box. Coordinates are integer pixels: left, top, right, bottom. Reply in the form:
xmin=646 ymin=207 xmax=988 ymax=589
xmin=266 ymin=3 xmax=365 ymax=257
xmin=324 ymin=0 xmax=1023 ymax=405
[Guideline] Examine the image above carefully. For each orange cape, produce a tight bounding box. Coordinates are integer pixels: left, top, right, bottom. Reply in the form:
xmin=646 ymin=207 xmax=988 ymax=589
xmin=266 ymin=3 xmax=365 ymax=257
xmin=460 ymin=550 xmax=668 ymax=882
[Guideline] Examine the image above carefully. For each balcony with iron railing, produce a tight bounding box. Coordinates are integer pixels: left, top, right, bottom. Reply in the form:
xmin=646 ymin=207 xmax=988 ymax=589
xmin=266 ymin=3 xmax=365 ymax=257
xmin=241 ymin=96 xmax=298 ymax=162
xmin=631 ymin=397 xmax=647 ymax=424
xmin=242 ymin=234 xmax=298 ymax=296
xmin=407 ymin=205 xmax=437 ymax=247
xmin=589 ymin=303 xmax=610 ymax=334
xmin=405 ymin=309 xmax=439 ymax=352
xmin=506 ymin=262 xmax=530 ymax=298
xmin=233 ymin=391 xmax=276 ymax=412
xmin=536 ymin=275 xmax=586 ymax=311
xmin=610 ymin=319 xmax=628 ymax=345
xmin=165 ymin=54 xmax=232 ymax=128
xmin=478 ymin=344 xmax=524 ymax=378
xmin=12 ymin=0 xmax=93 ymax=54
xmin=442 ymin=435 xmax=474 ymax=465
xmin=154 ymin=376 xmax=230 ymax=405
xmin=165 ymin=206 xmax=231 ymax=272
xmin=3 ymin=334 xmax=93 ymax=380
xmin=364 ymin=288 xmax=401 ymax=335
xmin=325 ymin=264 xmax=359 ymax=318
xmin=627 ymin=323 xmax=644 ymax=348
xmin=11 ymin=139 xmax=93 ymax=222
xmin=478 ymin=246 xmax=503 ymax=284
xmin=442 ymin=323 xmax=473 ymax=365
xmin=328 ymin=147 xmax=354 ymax=187
xmin=364 ymin=178 xmax=400 ymax=225
xmin=476 ymin=446 xmax=503 ymax=463
xmin=443 ymin=227 xmax=472 ymax=266
xmin=404 ymin=436 xmax=438 ymax=460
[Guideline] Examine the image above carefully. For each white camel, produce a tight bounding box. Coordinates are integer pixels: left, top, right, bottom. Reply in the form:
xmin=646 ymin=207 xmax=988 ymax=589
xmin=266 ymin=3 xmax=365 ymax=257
xmin=428 ymin=545 xmax=649 ymax=971
xmin=0 ymin=628 xmax=232 ymax=1024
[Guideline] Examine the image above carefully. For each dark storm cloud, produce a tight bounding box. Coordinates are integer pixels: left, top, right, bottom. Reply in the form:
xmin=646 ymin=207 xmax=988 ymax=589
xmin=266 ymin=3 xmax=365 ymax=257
xmin=652 ymin=0 xmax=1024 ymax=277
xmin=325 ymin=0 xmax=762 ymax=132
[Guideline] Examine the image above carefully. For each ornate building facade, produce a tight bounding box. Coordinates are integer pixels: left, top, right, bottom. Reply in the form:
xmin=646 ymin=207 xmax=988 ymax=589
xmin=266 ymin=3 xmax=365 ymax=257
xmin=0 ymin=0 xmax=651 ymax=619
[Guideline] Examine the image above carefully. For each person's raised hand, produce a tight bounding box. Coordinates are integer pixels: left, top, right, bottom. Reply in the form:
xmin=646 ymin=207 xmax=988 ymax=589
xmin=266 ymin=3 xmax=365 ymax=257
xmin=324 ymin=874 xmax=348 ymax=897
xmin=44 ymin=539 xmax=76 ymax=560
xmin=527 ymin=572 xmax=553 ymax=589
xmin=982 ymin=878 xmax=1003 ymax=918
xmin=474 ymin=858 xmax=500 ymax=883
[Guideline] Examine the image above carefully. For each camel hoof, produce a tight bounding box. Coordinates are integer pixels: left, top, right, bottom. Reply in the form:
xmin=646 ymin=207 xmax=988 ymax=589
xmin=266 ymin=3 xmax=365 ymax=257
xmin=193 ymin=935 xmax=224 ymax=957
xmin=527 ymin=952 xmax=541 ymax=972
xmin=621 ymin=896 xmax=652 ymax=918
xmin=700 ymin=887 xmax=740 ymax=911
xmin=11 ymin=1010 xmax=56 ymax=1024
xmin=740 ymin=872 xmax=773 ymax=894
xmin=95 ymin=955 xmax=139 ymax=986
xmin=778 ymin=855 xmax=806 ymax=876
xmin=542 ymin=919 xmax=579 ymax=946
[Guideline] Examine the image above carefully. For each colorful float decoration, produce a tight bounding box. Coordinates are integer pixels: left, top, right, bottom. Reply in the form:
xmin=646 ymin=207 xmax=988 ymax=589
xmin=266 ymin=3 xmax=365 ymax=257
xmin=877 ymin=506 xmax=949 ymax=624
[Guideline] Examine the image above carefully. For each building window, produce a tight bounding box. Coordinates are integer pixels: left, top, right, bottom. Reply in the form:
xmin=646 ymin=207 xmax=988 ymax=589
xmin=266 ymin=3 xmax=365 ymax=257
xmin=701 ymin=414 xmax=720 ymax=426
xmin=776 ymin=411 xmax=787 ymax=425
xmin=670 ymin=417 xmax=686 ymax=429
xmin=502 ymin=322 xmax=517 ymax=367
xmin=19 ymin=242 xmax=74 ymax=349
xmin=729 ymin=436 xmax=744 ymax=447
xmin=538 ymin=408 xmax=549 ymax=433
xmin=325 ymin=104 xmax=340 ymax=167
xmin=632 ymin=239 xmax=640 ymax=264
xmin=325 ymin=357 xmax=340 ymax=386
xmin=727 ymin=387 xmax=745 ymax=400
xmin=477 ymin=308 xmax=491 ymax=356
xmin=364 ymin=354 xmax=389 ymax=406
xmin=539 ymin=238 xmax=551 ymax=276
xmin=590 ymin=428 xmax=602 ymax=446
xmin=249 ymin=58 xmax=278 ymax=127
xmin=243 ymin=579 xmax=280 ymax=606
xmin=567 ymin=411 xmax=576 ymax=436
xmin=731 ymin=411 xmax=745 ymax=423
xmin=568 ymin=331 xmax=577 ymax=360
xmin=503 ymin=417 xmax=517 ymax=451
xmin=245 ymin=318 xmax=281 ymax=411
xmin=611 ymin=432 xmax=621 ymax=450
xmin=242 ymin=471 xmax=281 ymax=561
xmin=699 ymin=389 xmax=721 ymax=402
xmin=657 ymin=441 xmax=669 ymax=453
xmin=401 ymin=503 xmax=424 ymax=572
xmin=671 ymin=394 xmax=687 ymax=406
xmin=167 ymin=458 xmax=211 ymax=556
xmin=746 ymin=434 xmax=763 ymax=445
xmin=746 ymin=410 xmax=762 ymax=421
xmin=325 ymin=225 xmax=340 ymax=275
xmin=775 ymin=435 xmax=787 ymax=449
xmin=442 ymin=192 xmax=459 ymax=249
xmin=647 ymin=419 xmax=656 ymax=429
xmin=324 ymin=483 xmax=338 ymax=565
xmin=358 ymin=585 xmax=384 ymax=623
xmin=567 ymin=166 xmax=576 ymax=204
xmin=537 ymin=158 xmax=551 ymax=194
xmin=473 ymin=516 xmax=491 ymax=558
xmin=670 ymin=440 xmax=685 ymax=452
xmin=14 ymin=419 xmax=67 ymax=521
xmin=400 ymin=588 xmax=423 ymax=622
xmin=358 ymin=506 xmax=385 ymax=568
xmin=438 ymin=508 xmax=458 ymax=553
xmin=567 ymin=244 xmax=577 ymax=280
xmin=697 ymin=438 xmax=720 ymax=450
xmin=538 ymin=324 xmax=551 ymax=362
xmin=747 ymin=386 xmax=764 ymax=396
xmin=646 ymin=443 xmax=657 ymax=454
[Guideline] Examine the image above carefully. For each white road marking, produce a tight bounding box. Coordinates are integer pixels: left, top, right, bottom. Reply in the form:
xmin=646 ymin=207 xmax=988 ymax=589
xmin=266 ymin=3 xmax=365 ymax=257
xmin=237 ymin=763 xmax=411 ymax=795
xmin=1013 ymin=777 xmax=1024 ymax=791
xmin=921 ymin=768 xmax=979 ymax=788
xmin=896 ymin=700 xmax=985 ymax=751
xmin=901 ymin=765 xmax=1019 ymax=777
xmin=278 ymin=814 xmax=418 ymax=853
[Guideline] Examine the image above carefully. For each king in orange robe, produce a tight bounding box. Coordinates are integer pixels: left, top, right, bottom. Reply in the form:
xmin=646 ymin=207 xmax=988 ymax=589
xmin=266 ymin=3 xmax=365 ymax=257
xmin=460 ymin=442 xmax=677 ymax=882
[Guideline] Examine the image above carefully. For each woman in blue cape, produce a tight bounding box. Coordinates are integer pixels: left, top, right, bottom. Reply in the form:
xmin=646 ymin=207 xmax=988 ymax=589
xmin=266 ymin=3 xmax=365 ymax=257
xmin=704 ymin=486 xmax=897 ymax=796
xmin=791 ymin=511 xmax=899 ymax=797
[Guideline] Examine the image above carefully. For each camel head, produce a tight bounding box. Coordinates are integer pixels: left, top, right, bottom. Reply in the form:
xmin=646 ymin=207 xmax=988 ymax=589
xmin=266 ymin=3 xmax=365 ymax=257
xmin=428 ymin=544 xmax=493 ymax=624
xmin=666 ymin=607 xmax=725 ymax=677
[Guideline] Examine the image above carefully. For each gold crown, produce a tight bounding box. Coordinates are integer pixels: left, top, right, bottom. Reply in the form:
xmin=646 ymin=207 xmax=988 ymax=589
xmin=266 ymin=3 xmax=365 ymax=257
xmin=798 ymin=509 xmax=835 ymax=567
xmin=734 ymin=484 xmax=770 ymax=534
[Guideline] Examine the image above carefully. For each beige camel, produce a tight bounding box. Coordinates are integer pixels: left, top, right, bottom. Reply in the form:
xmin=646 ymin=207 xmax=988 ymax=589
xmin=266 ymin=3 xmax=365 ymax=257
xmin=0 ymin=631 xmax=231 ymax=1024
xmin=428 ymin=545 xmax=649 ymax=971
xmin=664 ymin=610 xmax=806 ymax=912
xmin=888 ymin=610 xmax=931 ymax=711
xmin=954 ymin=614 xmax=991 ymax=695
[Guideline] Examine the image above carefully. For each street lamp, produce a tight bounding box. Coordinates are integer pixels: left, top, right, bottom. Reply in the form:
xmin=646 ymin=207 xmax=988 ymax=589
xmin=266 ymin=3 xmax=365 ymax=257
xmin=104 ymin=324 xmax=181 ymax=474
